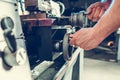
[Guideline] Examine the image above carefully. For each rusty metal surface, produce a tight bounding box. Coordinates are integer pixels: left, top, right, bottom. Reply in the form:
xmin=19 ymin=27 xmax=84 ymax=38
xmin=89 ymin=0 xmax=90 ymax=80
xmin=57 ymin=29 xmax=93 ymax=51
xmin=20 ymin=13 xmax=46 ymax=20
xmin=22 ymin=18 xmax=54 ymax=29
xmin=25 ymin=0 xmax=38 ymax=7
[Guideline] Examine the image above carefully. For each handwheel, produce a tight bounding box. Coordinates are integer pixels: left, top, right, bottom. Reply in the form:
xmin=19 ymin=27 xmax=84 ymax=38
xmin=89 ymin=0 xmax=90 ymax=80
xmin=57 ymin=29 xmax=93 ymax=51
xmin=63 ymin=33 xmax=74 ymax=61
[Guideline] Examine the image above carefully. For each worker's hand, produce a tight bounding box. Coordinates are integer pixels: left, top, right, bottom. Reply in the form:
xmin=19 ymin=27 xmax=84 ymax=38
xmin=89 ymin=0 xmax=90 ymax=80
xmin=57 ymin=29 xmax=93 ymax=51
xmin=69 ymin=28 xmax=103 ymax=50
xmin=87 ymin=1 xmax=110 ymax=22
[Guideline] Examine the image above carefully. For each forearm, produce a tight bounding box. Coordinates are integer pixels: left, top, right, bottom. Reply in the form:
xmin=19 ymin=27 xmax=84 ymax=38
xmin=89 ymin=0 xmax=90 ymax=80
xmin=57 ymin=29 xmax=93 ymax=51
xmin=101 ymin=0 xmax=112 ymax=9
xmin=93 ymin=0 xmax=120 ymax=41
xmin=101 ymin=0 xmax=112 ymax=2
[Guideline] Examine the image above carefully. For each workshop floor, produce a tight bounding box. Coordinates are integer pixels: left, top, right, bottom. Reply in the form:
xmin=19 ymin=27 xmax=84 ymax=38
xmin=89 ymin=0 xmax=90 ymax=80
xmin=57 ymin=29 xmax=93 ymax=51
xmin=83 ymin=44 xmax=120 ymax=80
xmin=83 ymin=58 xmax=120 ymax=80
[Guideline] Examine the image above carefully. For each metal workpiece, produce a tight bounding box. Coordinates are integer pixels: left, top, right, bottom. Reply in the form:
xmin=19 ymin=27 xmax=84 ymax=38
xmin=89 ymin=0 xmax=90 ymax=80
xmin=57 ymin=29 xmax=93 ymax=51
xmin=70 ymin=10 xmax=88 ymax=28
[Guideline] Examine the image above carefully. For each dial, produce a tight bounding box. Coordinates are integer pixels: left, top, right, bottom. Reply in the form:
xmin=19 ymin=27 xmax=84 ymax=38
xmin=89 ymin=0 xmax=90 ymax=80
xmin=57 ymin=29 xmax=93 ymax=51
xmin=1 ymin=17 xmax=14 ymax=30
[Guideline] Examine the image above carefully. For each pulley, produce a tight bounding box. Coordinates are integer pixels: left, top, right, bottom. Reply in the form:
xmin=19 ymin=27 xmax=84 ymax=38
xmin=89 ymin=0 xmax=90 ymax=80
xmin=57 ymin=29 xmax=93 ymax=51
xmin=70 ymin=10 xmax=88 ymax=27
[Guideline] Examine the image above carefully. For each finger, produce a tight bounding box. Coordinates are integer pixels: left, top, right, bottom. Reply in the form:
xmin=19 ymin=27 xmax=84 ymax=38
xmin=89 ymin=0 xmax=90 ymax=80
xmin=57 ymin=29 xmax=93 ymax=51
xmin=69 ymin=28 xmax=86 ymax=46
xmin=86 ymin=7 xmax=93 ymax=15
xmin=99 ymin=7 xmax=106 ymax=18
xmin=74 ymin=39 xmax=84 ymax=47
xmin=69 ymin=34 xmax=74 ymax=38
xmin=87 ymin=3 xmax=95 ymax=12
xmin=69 ymin=37 xmax=77 ymax=46
xmin=69 ymin=31 xmax=81 ymax=46
xmin=87 ymin=3 xmax=96 ymax=19
xmin=87 ymin=7 xmax=96 ymax=21
xmin=69 ymin=33 xmax=78 ymax=46
xmin=73 ymin=33 xmax=87 ymax=47
xmin=92 ymin=6 xmax=102 ymax=22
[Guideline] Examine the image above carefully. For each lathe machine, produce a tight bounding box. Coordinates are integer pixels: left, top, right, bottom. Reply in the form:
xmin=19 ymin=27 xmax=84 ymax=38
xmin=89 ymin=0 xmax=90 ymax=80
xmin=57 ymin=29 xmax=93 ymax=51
xmin=0 ymin=0 xmax=87 ymax=80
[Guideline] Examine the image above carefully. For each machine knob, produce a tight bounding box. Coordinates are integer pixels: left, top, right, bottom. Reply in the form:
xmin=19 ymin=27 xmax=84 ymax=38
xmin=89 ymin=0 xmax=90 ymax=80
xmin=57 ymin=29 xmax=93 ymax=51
xmin=1 ymin=17 xmax=16 ymax=53
xmin=1 ymin=17 xmax=14 ymax=30
xmin=0 ymin=17 xmax=26 ymax=67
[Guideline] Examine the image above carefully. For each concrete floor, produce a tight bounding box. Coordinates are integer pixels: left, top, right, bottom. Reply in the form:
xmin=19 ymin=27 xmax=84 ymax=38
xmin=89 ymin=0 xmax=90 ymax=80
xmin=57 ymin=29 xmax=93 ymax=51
xmin=83 ymin=58 xmax=120 ymax=80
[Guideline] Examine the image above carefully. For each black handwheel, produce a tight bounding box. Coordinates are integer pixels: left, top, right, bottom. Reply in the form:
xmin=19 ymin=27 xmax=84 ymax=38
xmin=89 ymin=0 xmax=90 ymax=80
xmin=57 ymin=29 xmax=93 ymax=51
xmin=63 ymin=33 xmax=74 ymax=61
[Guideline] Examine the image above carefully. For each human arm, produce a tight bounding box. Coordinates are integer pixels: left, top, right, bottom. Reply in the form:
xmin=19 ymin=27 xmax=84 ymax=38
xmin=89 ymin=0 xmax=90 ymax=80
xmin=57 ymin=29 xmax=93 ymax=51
xmin=70 ymin=0 xmax=120 ymax=50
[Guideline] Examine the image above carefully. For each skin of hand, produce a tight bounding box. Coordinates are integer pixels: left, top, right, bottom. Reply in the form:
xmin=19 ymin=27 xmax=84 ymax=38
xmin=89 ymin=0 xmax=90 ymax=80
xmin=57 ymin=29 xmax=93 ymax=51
xmin=70 ymin=0 xmax=120 ymax=50
xmin=87 ymin=0 xmax=111 ymax=22
xmin=70 ymin=28 xmax=102 ymax=50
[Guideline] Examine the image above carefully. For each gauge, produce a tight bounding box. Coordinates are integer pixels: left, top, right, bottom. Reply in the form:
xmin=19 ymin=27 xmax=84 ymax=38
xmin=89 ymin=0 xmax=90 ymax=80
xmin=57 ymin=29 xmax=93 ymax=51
xmin=1 ymin=17 xmax=14 ymax=30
